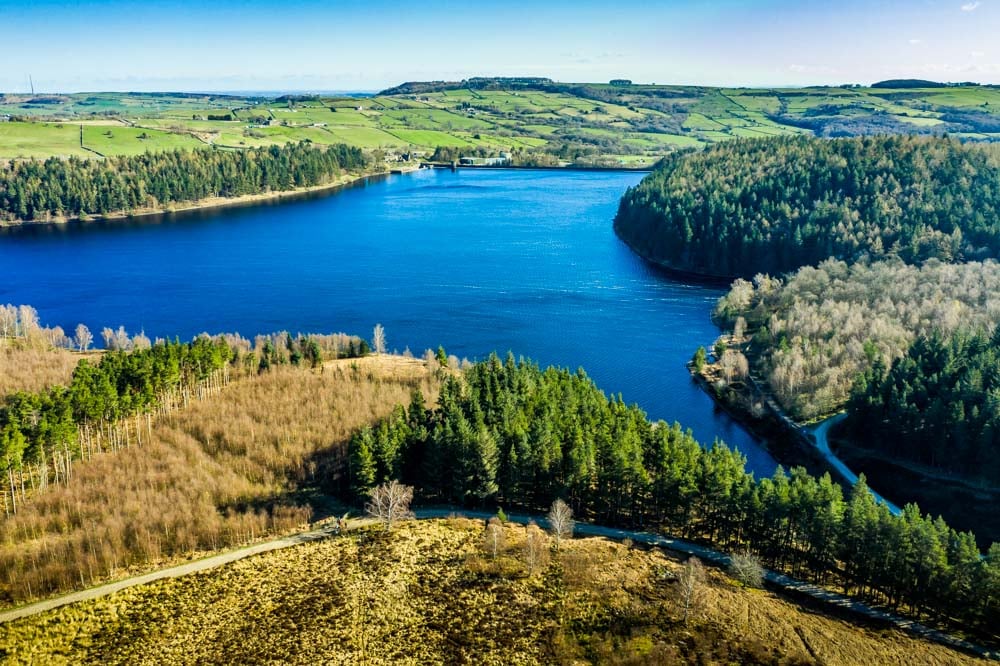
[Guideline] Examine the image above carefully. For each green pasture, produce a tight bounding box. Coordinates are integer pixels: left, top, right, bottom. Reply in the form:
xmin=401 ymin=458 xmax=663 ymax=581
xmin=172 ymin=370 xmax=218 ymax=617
xmin=386 ymin=129 xmax=474 ymax=148
xmin=81 ymin=125 xmax=205 ymax=156
xmin=0 ymin=122 xmax=89 ymax=158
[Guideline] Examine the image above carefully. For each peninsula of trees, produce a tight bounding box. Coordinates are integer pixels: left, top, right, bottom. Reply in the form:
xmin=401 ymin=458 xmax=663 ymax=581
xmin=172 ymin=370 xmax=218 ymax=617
xmin=0 ymin=142 xmax=368 ymax=223
xmin=711 ymin=259 xmax=1000 ymax=544
xmin=614 ymin=136 xmax=1000 ymax=278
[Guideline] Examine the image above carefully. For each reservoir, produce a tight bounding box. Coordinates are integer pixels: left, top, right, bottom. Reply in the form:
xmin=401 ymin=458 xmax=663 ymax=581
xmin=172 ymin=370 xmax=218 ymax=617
xmin=0 ymin=168 xmax=777 ymax=478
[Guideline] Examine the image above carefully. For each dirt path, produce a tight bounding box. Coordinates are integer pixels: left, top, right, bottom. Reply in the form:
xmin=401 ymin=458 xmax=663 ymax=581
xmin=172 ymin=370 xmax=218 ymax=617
xmin=0 ymin=509 xmax=993 ymax=660
xmin=0 ymin=523 xmax=348 ymax=625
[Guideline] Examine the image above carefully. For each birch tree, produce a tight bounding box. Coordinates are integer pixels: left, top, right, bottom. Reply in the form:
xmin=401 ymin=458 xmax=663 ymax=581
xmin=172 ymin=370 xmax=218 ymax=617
xmin=547 ymin=498 xmax=574 ymax=549
xmin=678 ymin=556 xmax=704 ymax=625
xmin=524 ymin=521 xmax=549 ymax=575
xmin=484 ymin=517 xmax=505 ymax=559
xmin=74 ymin=324 xmax=93 ymax=352
xmin=365 ymin=480 xmax=413 ymax=531
xmin=372 ymin=324 xmax=386 ymax=355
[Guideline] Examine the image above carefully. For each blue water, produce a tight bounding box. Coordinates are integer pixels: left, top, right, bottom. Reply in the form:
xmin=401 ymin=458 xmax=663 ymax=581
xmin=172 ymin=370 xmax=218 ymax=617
xmin=0 ymin=168 xmax=776 ymax=477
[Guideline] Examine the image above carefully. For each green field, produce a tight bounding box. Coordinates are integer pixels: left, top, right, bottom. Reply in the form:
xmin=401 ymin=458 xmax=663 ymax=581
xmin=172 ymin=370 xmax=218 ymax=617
xmin=81 ymin=125 xmax=205 ymax=156
xmin=1 ymin=82 xmax=998 ymax=163
xmin=0 ymin=122 xmax=90 ymax=158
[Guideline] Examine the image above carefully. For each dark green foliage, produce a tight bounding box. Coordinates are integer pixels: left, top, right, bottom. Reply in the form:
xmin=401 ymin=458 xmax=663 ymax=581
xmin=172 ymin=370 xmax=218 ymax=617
xmin=847 ymin=328 xmax=1000 ymax=485
xmin=0 ymin=141 xmax=367 ymax=221
xmin=871 ymin=79 xmax=948 ymax=89
xmin=614 ymin=135 xmax=1000 ymax=277
xmin=346 ymin=353 xmax=1000 ymax=633
xmin=691 ymin=347 xmax=706 ymax=373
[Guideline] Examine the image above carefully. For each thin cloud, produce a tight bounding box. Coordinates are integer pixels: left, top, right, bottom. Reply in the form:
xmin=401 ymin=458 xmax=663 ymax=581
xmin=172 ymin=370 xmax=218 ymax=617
xmin=909 ymin=39 xmax=923 ymax=45
xmin=961 ymin=2 xmax=982 ymax=11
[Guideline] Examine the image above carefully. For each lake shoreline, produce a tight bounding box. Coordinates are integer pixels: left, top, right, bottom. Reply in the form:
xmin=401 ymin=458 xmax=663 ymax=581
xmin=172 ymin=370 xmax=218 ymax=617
xmin=0 ymin=164 xmax=659 ymax=231
xmin=687 ymin=361 xmax=831 ymax=479
xmin=0 ymin=168 xmax=389 ymax=230
xmin=612 ymin=230 xmax=740 ymax=285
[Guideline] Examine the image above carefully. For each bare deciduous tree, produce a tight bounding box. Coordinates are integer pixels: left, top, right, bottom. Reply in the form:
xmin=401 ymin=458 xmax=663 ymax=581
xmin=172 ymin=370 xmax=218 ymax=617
xmin=523 ymin=521 xmax=549 ymax=575
xmin=484 ymin=517 xmax=505 ymax=559
xmin=729 ymin=550 xmax=765 ymax=589
xmin=101 ymin=325 xmax=132 ymax=351
xmin=372 ymin=324 xmax=386 ymax=355
xmin=74 ymin=323 xmax=93 ymax=352
xmin=547 ymin=498 xmax=574 ymax=549
xmin=720 ymin=349 xmax=749 ymax=383
xmin=678 ymin=556 xmax=705 ymax=625
xmin=132 ymin=331 xmax=152 ymax=351
xmin=732 ymin=316 xmax=747 ymax=342
xmin=17 ymin=305 xmax=39 ymax=341
xmin=364 ymin=480 xmax=413 ymax=531
xmin=0 ymin=305 xmax=17 ymax=339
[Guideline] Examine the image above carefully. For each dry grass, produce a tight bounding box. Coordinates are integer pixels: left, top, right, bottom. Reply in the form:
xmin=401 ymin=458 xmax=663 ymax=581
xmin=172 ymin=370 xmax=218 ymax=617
xmin=0 ymin=518 xmax=984 ymax=665
xmin=0 ymin=341 xmax=98 ymax=395
xmin=0 ymin=355 xmax=439 ymax=606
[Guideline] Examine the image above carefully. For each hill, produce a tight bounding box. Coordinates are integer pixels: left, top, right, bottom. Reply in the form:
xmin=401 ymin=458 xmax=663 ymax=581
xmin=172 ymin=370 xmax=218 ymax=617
xmin=2 ymin=81 xmax=999 ymax=165
xmin=0 ymin=518 xmax=988 ymax=665
xmin=614 ymin=135 xmax=1000 ymax=278
xmin=872 ymin=79 xmax=949 ymax=89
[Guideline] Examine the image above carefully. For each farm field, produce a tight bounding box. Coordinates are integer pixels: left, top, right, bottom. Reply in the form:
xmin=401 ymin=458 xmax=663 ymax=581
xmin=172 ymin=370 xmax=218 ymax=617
xmin=0 ymin=518 xmax=986 ymax=665
xmin=1 ymin=80 xmax=998 ymax=163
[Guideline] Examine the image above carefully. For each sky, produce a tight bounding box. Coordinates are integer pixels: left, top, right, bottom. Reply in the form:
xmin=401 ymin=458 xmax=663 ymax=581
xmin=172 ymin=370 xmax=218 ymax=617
xmin=1 ymin=0 xmax=998 ymax=92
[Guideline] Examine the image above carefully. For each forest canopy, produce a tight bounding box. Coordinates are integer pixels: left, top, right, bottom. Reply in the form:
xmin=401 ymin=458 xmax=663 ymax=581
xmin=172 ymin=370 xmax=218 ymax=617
xmin=0 ymin=142 xmax=368 ymax=222
xmin=846 ymin=328 xmax=1000 ymax=486
xmin=713 ymin=259 xmax=1000 ymax=421
xmin=614 ymin=135 xmax=1000 ymax=277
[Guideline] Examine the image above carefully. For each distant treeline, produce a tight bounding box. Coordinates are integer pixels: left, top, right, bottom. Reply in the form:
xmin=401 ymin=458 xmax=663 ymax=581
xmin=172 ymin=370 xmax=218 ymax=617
xmin=345 ymin=354 xmax=1000 ymax=634
xmin=614 ymin=135 xmax=1000 ymax=277
xmin=847 ymin=327 xmax=1000 ymax=485
xmin=0 ymin=142 xmax=368 ymax=222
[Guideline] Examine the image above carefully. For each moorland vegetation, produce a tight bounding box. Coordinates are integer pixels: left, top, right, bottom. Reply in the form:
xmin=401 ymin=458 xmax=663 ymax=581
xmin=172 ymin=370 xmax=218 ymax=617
xmin=2 ymin=518 xmax=987 ymax=665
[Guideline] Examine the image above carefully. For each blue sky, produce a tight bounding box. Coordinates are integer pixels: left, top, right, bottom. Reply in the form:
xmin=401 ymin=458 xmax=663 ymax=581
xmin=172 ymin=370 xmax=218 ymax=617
xmin=2 ymin=0 xmax=998 ymax=92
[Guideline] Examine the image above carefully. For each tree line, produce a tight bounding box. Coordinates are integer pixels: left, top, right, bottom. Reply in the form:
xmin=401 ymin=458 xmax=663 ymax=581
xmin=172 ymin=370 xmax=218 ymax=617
xmin=614 ymin=135 xmax=1000 ymax=277
xmin=847 ymin=327 xmax=1000 ymax=486
xmin=343 ymin=353 xmax=1000 ymax=636
xmin=0 ymin=141 xmax=368 ymax=222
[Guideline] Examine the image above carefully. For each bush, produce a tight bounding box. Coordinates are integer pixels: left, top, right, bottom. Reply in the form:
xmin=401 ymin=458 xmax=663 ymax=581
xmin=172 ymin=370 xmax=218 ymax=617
xmin=729 ymin=550 xmax=765 ymax=588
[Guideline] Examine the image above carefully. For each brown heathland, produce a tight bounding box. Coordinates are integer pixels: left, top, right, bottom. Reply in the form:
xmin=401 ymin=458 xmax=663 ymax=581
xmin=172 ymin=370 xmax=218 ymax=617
xmin=0 ymin=518 xmax=985 ymax=665
xmin=0 ymin=342 xmax=98 ymax=396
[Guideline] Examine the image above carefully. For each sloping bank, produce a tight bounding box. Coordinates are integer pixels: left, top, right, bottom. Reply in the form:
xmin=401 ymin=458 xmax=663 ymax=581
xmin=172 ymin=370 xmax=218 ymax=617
xmin=0 ymin=510 xmax=992 ymax=660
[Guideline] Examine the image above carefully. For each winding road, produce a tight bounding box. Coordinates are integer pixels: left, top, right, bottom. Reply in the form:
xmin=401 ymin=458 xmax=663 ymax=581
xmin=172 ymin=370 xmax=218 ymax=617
xmin=810 ymin=413 xmax=902 ymax=515
xmin=0 ymin=508 xmax=992 ymax=660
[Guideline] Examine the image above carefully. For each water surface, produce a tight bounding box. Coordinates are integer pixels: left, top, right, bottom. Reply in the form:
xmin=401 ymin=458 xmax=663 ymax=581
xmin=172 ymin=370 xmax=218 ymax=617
xmin=0 ymin=168 xmax=777 ymax=477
